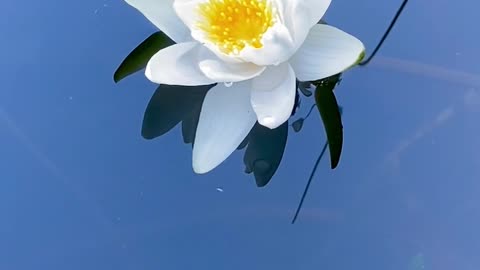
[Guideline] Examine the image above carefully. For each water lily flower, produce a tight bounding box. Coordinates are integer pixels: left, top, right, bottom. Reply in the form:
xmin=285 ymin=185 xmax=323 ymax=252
xmin=125 ymin=0 xmax=365 ymax=173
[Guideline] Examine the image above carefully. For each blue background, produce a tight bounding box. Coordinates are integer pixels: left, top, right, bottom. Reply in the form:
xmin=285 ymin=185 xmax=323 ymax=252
xmin=1 ymin=0 xmax=479 ymax=269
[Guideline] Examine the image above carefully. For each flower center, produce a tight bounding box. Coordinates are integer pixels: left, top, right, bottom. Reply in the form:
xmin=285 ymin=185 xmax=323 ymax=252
xmin=197 ymin=0 xmax=276 ymax=55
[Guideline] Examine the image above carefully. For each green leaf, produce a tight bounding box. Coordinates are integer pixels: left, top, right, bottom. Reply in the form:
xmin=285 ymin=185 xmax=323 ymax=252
xmin=142 ymin=84 xmax=212 ymax=140
xmin=114 ymin=31 xmax=175 ymax=83
xmin=313 ymin=74 xmax=343 ymax=169
xmin=243 ymin=122 xmax=288 ymax=187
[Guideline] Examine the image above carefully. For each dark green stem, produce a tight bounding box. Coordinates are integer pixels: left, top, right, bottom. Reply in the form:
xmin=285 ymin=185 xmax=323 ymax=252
xmin=359 ymin=0 xmax=409 ymax=66
xmin=291 ymin=141 xmax=329 ymax=224
xmin=303 ymin=104 xmax=316 ymax=120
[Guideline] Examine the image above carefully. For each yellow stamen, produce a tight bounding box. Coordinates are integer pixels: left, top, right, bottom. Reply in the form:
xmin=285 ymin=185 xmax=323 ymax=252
xmin=197 ymin=0 xmax=275 ymax=55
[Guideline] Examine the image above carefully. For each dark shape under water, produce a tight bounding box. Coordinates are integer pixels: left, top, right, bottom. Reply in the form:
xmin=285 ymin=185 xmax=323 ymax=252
xmin=244 ymin=122 xmax=288 ymax=187
xmin=140 ymin=82 xmax=290 ymax=186
xmin=142 ymin=84 xmax=212 ymax=140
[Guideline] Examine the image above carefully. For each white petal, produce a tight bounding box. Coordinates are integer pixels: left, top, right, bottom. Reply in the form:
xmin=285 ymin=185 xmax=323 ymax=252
xmin=173 ymin=0 xmax=201 ymax=32
xmin=124 ymin=0 xmax=190 ymax=43
xmin=251 ymin=62 xmax=296 ymax=129
xmin=281 ymin=0 xmax=331 ymax=49
xmin=193 ymin=81 xmax=257 ymax=174
xmin=174 ymin=0 xmax=296 ymax=66
xmin=237 ymin=23 xmax=295 ymax=66
xmin=145 ymin=42 xmax=216 ymax=86
xmin=198 ymin=48 xmax=267 ymax=82
xmin=289 ymin=24 xmax=366 ymax=81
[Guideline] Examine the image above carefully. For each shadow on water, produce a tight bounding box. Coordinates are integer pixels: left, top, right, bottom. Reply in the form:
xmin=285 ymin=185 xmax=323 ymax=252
xmin=140 ymin=83 xmax=290 ymax=187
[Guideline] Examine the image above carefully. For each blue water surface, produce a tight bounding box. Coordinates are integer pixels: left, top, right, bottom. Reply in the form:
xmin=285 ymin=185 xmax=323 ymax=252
xmin=1 ymin=0 xmax=479 ymax=269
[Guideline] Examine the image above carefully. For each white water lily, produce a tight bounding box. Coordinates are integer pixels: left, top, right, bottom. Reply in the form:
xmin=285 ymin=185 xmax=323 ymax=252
xmin=125 ymin=0 xmax=365 ymax=173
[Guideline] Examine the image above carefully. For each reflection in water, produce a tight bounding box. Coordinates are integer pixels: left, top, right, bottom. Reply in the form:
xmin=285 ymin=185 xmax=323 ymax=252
xmin=139 ymin=78 xmax=345 ymax=219
xmin=114 ymin=0 xmax=410 ymax=221
xmin=244 ymin=122 xmax=288 ymax=187
xmin=142 ymin=84 xmax=212 ymax=140
xmin=141 ymin=82 xmax=291 ymax=187
xmin=388 ymin=104 xmax=456 ymax=167
xmin=373 ymin=56 xmax=480 ymax=88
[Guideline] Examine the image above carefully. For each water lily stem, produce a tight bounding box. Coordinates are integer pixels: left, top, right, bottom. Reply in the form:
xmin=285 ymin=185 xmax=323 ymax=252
xmin=359 ymin=0 xmax=409 ymax=66
xmin=291 ymin=0 xmax=409 ymax=223
xmin=303 ymin=104 xmax=316 ymax=120
xmin=291 ymin=141 xmax=329 ymax=224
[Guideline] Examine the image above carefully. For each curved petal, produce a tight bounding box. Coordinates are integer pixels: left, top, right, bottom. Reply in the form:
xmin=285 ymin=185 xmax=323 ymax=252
xmin=145 ymin=42 xmax=216 ymax=86
xmin=174 ymin=0 xmax=295 ymax=66
xmin=237 ymin=23 xmax=295 ymax=66
xmin=281 ymin=0 xmax=331 ymax=49
xmin=124 ymin=0 xmax=190 ymax=43
xmin=193 ymin=81 xmax=257 ymax=174
xmin=289 ymin=24 xmax=365 ymax=81
xmin=251 ymin=62 xmax=296 ymax=129
xmin=173 ymin=0 xmax=201 ymax=32
xmin=198 ymin=48 xmax=267 ymax=82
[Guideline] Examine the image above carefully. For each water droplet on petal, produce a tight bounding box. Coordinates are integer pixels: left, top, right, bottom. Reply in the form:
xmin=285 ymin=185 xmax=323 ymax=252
xmin=224 ymin=82 xmax=233 ymax=87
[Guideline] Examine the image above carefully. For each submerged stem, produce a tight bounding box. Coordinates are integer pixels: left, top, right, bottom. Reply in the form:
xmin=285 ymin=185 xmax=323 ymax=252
xmin=290 ymin=0 xmax=409 ymax=224
xmin=359 ymin=0 xmax=409 ymax=66
xmin=291 ymin=141 xmax=329 ymax=224
xmin=303 ymin=104 xmax=316 ymax=120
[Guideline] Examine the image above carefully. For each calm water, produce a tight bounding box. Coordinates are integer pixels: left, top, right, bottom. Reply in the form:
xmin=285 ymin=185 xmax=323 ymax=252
xmin=1 ymin=0 xmax=479 ymax=269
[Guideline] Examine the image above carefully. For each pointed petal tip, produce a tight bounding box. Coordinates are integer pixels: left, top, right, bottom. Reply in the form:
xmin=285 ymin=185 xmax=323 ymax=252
xmin=192 ymin=147 xmax=217 ymax=174
xmin=290 ymin=24 xmax=367 ymax=81
xmin=192 ymin=161 xmax=212 ymax=174
xmin=258 ymin=117 xmax=282 ymax=130
xmin=251 ymin=63 xmax=296 ymax=130
xmin=146 ymin=42 xmax=217 ymax=86
xmin=192 ymin=151 xmax=223 ymax=174
xmin=191 ymin=81 xmax=257 ymax=176
xmin=144 ymin=63 xmax=153 ymax=82
xmin=355 ymin=48 xmax=367 ymax=66
xmin=345 ymin=38 xmax=366 ymax=69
